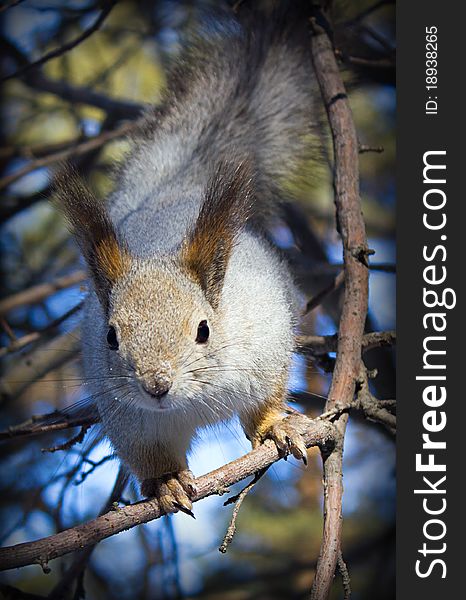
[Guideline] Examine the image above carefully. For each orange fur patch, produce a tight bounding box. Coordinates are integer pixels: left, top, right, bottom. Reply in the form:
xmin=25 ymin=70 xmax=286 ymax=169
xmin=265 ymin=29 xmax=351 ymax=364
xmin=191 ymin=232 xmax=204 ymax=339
xmin=95 ymin=236 xmax=131 ymax=283
xmin=181 ymin=161 xmax=253 ymax=307
xmin=240 ymin=378 xmax=287 ymax=447
xmin=52 ymin=165 xmax=132 ymax=309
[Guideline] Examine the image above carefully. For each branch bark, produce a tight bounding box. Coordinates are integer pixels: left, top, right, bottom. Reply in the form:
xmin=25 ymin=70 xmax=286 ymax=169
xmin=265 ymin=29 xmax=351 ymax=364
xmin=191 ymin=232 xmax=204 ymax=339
xmin=0 ymin=271 xmax=86 ymax=316
xmin=298 ymin=330 xmax=396 ymax=356
xmin=0 ymin=413 xmax=98 ymax=442
xmin=356 ymin=364 xmax=396 ymax=435
xmin=309 ymin=9 xmax=369 ymax=599
xmin=0 ymin=418 xmax=336 ymax=572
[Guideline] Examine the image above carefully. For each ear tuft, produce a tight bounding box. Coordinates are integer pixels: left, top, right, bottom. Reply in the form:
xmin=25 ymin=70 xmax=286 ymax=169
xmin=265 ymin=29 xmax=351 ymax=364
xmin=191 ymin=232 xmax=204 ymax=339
xmin=181 ymin=160 xmax=254 ymax=308
xmin=52 ymin=166 xmax=131 ymax=309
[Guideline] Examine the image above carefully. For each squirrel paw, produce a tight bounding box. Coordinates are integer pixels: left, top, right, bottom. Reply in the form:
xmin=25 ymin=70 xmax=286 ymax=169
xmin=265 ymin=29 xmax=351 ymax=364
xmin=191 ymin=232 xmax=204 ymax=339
xmin=264 ymin=413 xmax=311 ymax=465
xmin=141 ymin=470 xmax=197 ymax=517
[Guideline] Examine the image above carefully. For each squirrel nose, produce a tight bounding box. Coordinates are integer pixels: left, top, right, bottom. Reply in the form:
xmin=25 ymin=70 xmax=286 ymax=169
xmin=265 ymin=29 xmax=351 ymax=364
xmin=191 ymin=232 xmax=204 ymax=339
xmin=142 ymin=375 xmax=172 ymax=398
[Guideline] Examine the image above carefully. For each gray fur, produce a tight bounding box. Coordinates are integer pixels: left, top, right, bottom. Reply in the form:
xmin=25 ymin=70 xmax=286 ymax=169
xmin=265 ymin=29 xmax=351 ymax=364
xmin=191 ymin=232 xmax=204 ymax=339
xmin=80 ymin=10 xmax=314 ymax=487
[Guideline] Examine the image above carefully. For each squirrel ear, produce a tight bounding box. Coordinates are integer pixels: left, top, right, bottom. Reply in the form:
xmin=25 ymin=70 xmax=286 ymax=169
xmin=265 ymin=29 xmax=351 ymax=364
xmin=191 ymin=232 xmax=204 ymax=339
xmin=181 ymin=161 xmax=254 ymax=309
xmin=53 ymin=166 xmax=131 ymax=310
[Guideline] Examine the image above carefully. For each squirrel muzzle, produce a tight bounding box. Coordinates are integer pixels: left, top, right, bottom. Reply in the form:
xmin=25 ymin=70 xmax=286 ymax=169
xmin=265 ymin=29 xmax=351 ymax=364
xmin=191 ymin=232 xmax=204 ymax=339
xmin=138 ymin=368 xmax=173 ymax=400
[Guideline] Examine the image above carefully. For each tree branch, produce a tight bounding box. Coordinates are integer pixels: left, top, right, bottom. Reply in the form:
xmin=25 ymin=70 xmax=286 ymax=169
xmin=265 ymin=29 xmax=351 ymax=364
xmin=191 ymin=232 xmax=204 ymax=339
xmin=41 ymin=424 xmax=91 ymax=453
xmin=0 ymin=120 xmax=141 ymax=192
xmin=0 ymin=37 xmax=144 ymax=120
xmin=47 ymin=464 xmax=129 ymax=599
xmin=0 ymin=418 xmax=336 ymax=572
xmin=304 ymin=270 xmax=345 ymax=314
xmin=298 ymin=330 xmax=396 ymax=356
xmin=0 ymin=329 xmax=81 ymax=402
xmin=0 ymin=271 xmax=86 ymax=316
xmin=24 ymin=70 xmax=145 ymax=119
xmin=356 ymin=364 xmax=396 ymax=435
xmin=1 ymin=1 xmax=117 ymax=83
xmin=309 ymin=8 xmax=369 ymax=599
xmin=219 ymin=466 xmax=269 ymax=553
xmin=0 ymin=301 xmax=83 ymax=358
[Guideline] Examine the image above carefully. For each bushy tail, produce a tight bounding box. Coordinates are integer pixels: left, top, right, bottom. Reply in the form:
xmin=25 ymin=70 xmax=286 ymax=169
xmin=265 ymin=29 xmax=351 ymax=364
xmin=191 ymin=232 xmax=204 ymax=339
xmin=142 ymin=2 xmax=321 ymax=208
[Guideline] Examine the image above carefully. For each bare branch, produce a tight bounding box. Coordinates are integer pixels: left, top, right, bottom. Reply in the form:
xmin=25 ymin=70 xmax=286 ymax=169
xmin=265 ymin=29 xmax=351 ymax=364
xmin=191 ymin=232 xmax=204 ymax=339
xmin=0 ymin=329 xmax=81 ymax=401
xmin=0 ymin=271 xmax=86 ymax=316
xmin=304 ymin=271 xmax=345 ymax=314
xmin=76 ymin=455 xmax=114 ymax=486
xmin=219 ymin=467 xmax=269 ymax=553
xmin=0 ymin=411 xmax=98 ymax=442
xmin=298 ymin=330 xmax=396 ymax=356
xmin=336 ymin=50 xmax=394 ymax=70
xmin=309 ymin=8 xmax=369 ymax=599
xmin=0 ymin=37 xmax=144 ymax=119
xmin=360 ymin=330 xmax=396 ymax=352
xmin=0 ymin=121 xmax=142 ymax=192
xmin=337 ymin=551 xmax=352 ymax=600
xmin=41 ymin=424 xmax=91 ymax=453
xmin=1 ymin=1 xmax=117 ymax=83
xmin=0 ymin=301 xmax=83 ymax=358
xmin=356 ymin=364 xmax=396 ymax=435
xmin=0 ymin=332 xmax=42 ymax=357
xmin=0 ymin=417 xmax=336 ymax=572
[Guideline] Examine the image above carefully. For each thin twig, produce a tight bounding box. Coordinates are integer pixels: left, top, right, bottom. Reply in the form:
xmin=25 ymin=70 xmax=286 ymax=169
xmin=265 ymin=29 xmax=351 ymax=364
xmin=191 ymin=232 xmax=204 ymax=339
xmin=0 ymin=301 xmax=83 ymax=358
xmin=298 ymin=330 xmax=396 ymax=356
xmin=219 ymin=467 xmax=269 ymax=553
xmin=0 ymin=121 xmax=141 ymax=192
xmin=316 ymin=403 xmax=353 ymax=421
xmin=1 ymin=1 xmax=117 ymax=83
xmin=359 ymin=144 xmax=384 ymax=154
xmin=337 ymin=551 xmax=352 ymax=600
xmin=336 ymin=51 xmax=394 ymax=70
xmin=0 ymin=410 xmax=99 ymax=442
xmin=356 ymin=363 xmax=396 ymax=435
xmin=304 ymin=271 xmax=345 ymax=314
xmin=41 ymin=425 xmax=91 ymax=453
xmin=75 ymin=456 xmax=114 ymax=485
xmin=1 ymin=319 xmax=17 ymax=341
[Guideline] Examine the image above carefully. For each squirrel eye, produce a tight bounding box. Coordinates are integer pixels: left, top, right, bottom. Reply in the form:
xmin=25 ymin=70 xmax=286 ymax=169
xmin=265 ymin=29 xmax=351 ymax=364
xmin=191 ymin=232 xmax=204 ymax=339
xmin=107 ymin=326 xmax=119 ymax=350
xmin=196 ymin=320 xmax=209 ymax=344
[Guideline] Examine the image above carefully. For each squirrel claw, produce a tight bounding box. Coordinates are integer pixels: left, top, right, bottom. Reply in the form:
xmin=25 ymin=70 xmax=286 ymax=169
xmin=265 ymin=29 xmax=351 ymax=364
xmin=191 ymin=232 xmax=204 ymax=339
xmin=141 ymin=469 xmax=196 ymax=516
xmin=174 ymin=502 xmax=196 ymax=519
xmin=266 ymin=413 xmax=310 ymax=466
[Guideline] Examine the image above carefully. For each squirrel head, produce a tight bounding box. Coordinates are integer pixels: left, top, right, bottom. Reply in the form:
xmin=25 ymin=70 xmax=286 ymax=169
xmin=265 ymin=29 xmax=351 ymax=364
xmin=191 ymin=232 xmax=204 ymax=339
xmin=54 ymin=162 xmax=254 ymax=413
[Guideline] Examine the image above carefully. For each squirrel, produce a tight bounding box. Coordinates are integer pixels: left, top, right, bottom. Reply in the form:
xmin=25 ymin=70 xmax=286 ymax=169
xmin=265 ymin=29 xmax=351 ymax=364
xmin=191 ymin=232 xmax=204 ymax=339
xmin=54 ymin=5 xmax=318 ymax=515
